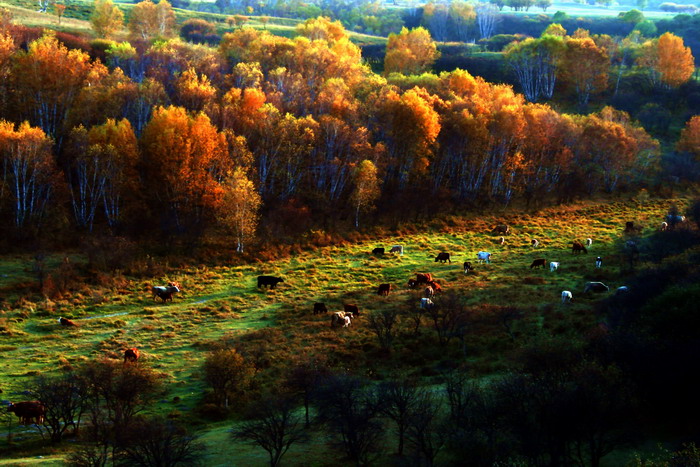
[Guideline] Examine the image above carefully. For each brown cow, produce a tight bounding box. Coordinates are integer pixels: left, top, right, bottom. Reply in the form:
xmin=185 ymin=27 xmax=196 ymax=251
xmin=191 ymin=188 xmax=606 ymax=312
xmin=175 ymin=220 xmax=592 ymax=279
xmin=331 ymin=311 xmax=352 ymax=328
xmin=416 ymin=273 xmax=433 ymax=284
xmin=58 ymin=317 xmax=78 ymax=327
xmin=428 ymin=281 xmax=442 ymax=293
xmin=530 ymin=258 xmax=546 ymax=269
xmin=377 ymin=284 xmax=392 ymax=296
xmin=313 ymin=302 xmax=328 ymax=314
xmin=492 ymin=224 xmax=509 ymax=235
xmin=124 ymin=348 xmax=140 ymax=364
xmin=424 ymin=286 xmax=434 ymax=298
xmin=572 ymin=241 xmax=588 ymax=255
xmin=8 ymin=401 xmax=45 ymax=425
xmin=344 ymin=304 xmax=359 ymax=316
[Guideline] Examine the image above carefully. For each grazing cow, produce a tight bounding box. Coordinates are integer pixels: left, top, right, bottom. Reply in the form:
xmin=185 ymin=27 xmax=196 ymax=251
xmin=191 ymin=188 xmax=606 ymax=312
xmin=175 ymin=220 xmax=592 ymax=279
xmin=257 ymin=276 xmax=284 ymax=289
xmin=665 ymin=214 xmax=686 ymax=224
xmin=492 ymin=224 xmax=509 ymax=235
xmin=584 ymin=282 xmax=609 ymax=294
xmin=463 ymin=261 xmax=472 ymax=274
xmin=477 ymin=251 xmax=491 ymax=264
xmin=124 ymin=348 xmax=140 ymax=364
xmin=407 ymin=279 xmax=418 ymax=289
xmin=616 ymin=286 xmax=629 ymax=295
xmin=428 ymin=281 xmax=442 ymax=293
xmin=377 ymin=284 xmax=392 ymax=296
xmin=390 ymin=245 xmax=404 ymax=255
xmin=313 ymin=302 xmax=328 ymax=314
xmin=435 ymin=252 xmax=451 ymax=263
xmin=585 ymin=238 xmax=593 ymax=248
xmin=344 ymin=304 xmax=359 ymax=316
xmin=550 ymin=262 xmax=559 ymax=272
xmin=595 ymin=257 xmax=603 ymax=268
xmin=498 ymin=236 xmax=505 ymax=245
xmin=424 ymin=286 xmax=434 ymax=298
xmin=372 ymin=247 xmax=385 ymax=256
xmin=58 ymin=317 xmax=78 ymax=327
xmin=531 ymin=239 xmax=539 ymax=248
xmin=331 ymin=311 xmax=353 ymax=328
xmin=624 ymin=221 xmax=641 ymax=233
xmin=152 ymin=285 xmax=180 ymax=302
xmin=561 ymin=291 xmax=573 ymax=304
xmin=530 ymin=258 xmax=546 ymax=269
xmin=420 ymin=298 xmax=434 ymax=310
xmin=8 ymin=401 xmax=45 ymax=425
xmin=660 ymin=221 xmax=668 ymax=231
xmin=415 ymin=273 xmax=433 ymax=284
xmin=572 ymin=241 xmax=588 ymax=255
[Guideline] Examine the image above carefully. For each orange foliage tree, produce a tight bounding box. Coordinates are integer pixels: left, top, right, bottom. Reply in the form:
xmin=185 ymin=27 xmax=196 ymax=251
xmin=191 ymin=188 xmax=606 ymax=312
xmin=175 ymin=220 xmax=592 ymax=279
xmin=637 ymin=32 xmax=695 ymax=89
xmin=0 ymin=120 xmax=60 ymax=231
xmin=140 ymin=106 xmax=228 ymax=234
xmin=677 ymin=115 xmax=700 ymax=160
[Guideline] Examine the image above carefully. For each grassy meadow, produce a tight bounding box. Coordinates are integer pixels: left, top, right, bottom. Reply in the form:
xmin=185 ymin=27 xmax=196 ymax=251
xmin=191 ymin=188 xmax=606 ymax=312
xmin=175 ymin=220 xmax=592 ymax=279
xmin=0 ymin=195 xmax=691 ymax=465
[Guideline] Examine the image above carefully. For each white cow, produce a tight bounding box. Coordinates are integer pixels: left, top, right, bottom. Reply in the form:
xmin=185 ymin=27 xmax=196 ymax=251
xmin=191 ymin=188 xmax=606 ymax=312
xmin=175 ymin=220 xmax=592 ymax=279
xmin=595 ymin=257 xmax=602 ymax=268
xmin=660 ymin=221 xmax=668 ymax=231
xmin=420 ymin=298 xmax=434 ymax=310
xmin=390 ymin=245 xmax=404 ymax=255
xmin=498 ymin=236 xmax=505 ymax=245
xmin=531 ymin=239 xmax=539 ymax=248
xmin=477 ymin=251 xmax=491 ymax=264
xmin=550 ymin=261 xmax=559 ymax=272
xmin=616 ymin=286 xmax=629 ymax=295
xmin=585 ymin=238 xmax=593 ymax=247
xmin=561 ymin=291 xmax=573 ymax=304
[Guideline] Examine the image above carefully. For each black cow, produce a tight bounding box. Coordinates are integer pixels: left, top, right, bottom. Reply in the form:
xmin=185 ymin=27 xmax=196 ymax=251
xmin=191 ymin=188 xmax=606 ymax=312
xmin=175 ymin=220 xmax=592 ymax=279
xmin=258 ymin=275 xmax=284 ymax=289
xmin=344 ymin=304 xmax=359 ymax=316
xmin=313 ymin=302 xmax=328 ymax=314
xmin=530 ymin=258 xmax=546 ymax=269
xmin=377 ymin=284 xmax=392 ymax=296
xmin=435 ymin=252 xmax=451 ymax=263
xmin=372 ymin=247 xmax=385 ymax=256
xmin=463 ymin=261 xmax=472 ymax=274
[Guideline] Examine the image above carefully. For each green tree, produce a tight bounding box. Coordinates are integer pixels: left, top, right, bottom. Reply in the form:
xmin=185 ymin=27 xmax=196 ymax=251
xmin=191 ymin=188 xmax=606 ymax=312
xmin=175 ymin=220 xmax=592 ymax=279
xmin=203 ymin=348 xmax=255 ymax=408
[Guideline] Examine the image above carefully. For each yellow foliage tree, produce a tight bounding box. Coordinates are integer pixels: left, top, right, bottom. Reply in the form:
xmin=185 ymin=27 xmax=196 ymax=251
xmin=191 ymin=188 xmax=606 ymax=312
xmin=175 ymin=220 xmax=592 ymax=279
xmin=91 ymin=0 xmax=124 ymax=39
xmin=218 ymin=168 xmax=261 ymax=253
xmin=384 ymin=27 xmax=439 ymax=75
xmin=351 ymin=159 xmax=380 ymax=228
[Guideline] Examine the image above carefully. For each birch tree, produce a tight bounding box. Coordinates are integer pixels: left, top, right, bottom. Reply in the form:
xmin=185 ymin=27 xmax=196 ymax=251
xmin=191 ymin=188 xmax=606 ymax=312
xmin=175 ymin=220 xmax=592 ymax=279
xmin=351 ymin=160 xmax=380 ymax=229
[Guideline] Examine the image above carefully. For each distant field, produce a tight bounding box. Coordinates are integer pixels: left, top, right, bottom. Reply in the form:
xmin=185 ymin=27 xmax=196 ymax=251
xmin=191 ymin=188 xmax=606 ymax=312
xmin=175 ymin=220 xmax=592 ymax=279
xmin=0 ymin=196 xmax=689 ymax=465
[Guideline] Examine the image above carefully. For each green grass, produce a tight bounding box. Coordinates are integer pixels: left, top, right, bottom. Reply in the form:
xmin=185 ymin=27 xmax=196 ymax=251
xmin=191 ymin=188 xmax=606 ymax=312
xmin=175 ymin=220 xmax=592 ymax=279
xmin=0 ymin=195 xmax=691 ymax=464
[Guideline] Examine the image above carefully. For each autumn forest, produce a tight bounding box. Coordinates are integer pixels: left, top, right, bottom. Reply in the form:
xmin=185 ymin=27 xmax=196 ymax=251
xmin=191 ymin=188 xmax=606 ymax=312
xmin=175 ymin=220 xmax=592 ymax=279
xmin=2 ymin=0 xmax=700 ymax=464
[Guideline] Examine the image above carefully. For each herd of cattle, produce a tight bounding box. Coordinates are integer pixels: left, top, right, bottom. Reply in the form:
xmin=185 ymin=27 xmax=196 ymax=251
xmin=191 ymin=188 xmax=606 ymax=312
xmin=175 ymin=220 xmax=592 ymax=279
xmin=4 ymin=213 xmax=686 ymax=426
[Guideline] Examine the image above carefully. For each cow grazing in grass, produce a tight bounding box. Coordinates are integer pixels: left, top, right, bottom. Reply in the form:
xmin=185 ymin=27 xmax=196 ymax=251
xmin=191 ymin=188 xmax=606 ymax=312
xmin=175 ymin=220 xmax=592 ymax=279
xmin=584 ymin=282 xmax=609 ymax=294
xmin=665 ymin=214 xmax=686 ymax=225
xmin=530 ymin=258 xmax=546 ymax=269
xmin=498 ymin=236 xmax=505 ymax=245
xmin=550 ymin=261 xmax=559 ymax=272
xmin=595 ymin=257 xmax=603 ymax=268
xmin=58 ymin=317 xmax=78 ymax=327
xmin=585 ymin=238 xmax=593 ymax=247
xmin=463 ymin=261 xmax=472 ymax=274
xmin=415 ymin=273 xmax=433 ymax=284
xmin=420 ymin=298 xmax=434 ymax=310
xmin=344 ymin=304 xmax=359 ymax=316
xmin=372 ymin=247 xmax=385 ymax=256
xmin=531 ymin=239 xmax=539 ymax=248
xmin=377 ymin=284 xmax=392 ymax=296
xmin=407 ymin=279 xmax=418 ymax=289
xmin=7 ymin=401 xmax=45 ymax=425
xmin=390 ymin=245 xmax=404 ymax=255
xmin=492 ymin=224 xmax=509 ymax=235
xmin=572 ymin=241 xmax=588 ymax=255
xmin=624 ymin=221 xmax=641 ymax=233
xmin=152 ymin=284 xmax=180 ymax=302
xmin=331 ymin=311 xmax=352 ymax=328
xmin=424 ymin=286 xmax=434 ymax=298
xmin=616 ymin=286 xmax=629 ymax=295
xmin=428 ymin=281 xmax=442 ymax=293
xmin=660 ymin=221 xmax=668 ymax=231
xmin=313 ymin=303 xmax=328 ymax=314
xmin=257 ymin=276 xmax=284 ymax=289
xmin=477 ymin=251 xmax=491 ymax=264
xmin=435 ymin=252 xmax=451 ymax=263
xmin=124 ymin=348 xmax=140 ymax=364
xmin=561 ymin=291 xmax=573 ymax=304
